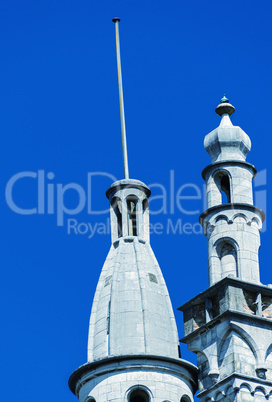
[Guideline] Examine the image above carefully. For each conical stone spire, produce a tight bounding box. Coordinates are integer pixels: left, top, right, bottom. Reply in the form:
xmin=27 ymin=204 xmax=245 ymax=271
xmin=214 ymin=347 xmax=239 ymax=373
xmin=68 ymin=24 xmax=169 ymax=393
xmin=87 ymin=179 xmax=180 ymax=361
xmin=70 ymin=178 xmax=197 ymax=401
xmin=69 ymin=20 xmax=197 ymax=401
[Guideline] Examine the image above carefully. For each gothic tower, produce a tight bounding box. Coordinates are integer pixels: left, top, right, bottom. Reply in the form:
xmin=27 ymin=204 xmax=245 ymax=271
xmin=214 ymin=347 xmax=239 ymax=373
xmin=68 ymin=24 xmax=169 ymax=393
xmin=69 ymin=179 xmax=197 ymax=401
xmin=179 ymin=97 xmax=272 ymax=401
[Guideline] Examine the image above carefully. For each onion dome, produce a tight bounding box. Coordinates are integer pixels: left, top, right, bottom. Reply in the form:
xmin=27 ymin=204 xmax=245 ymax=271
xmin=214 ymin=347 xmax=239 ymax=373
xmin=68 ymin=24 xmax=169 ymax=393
xmin=204 ymin=96 xmax=251 ymax=163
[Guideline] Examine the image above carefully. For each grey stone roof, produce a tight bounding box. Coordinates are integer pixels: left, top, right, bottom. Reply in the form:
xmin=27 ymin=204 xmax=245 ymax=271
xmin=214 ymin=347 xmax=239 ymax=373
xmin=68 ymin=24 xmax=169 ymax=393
xmin=204 ymin=112 xmax=251 ymax=163
xmin=87 ymin=236 xmax=180 ymax=362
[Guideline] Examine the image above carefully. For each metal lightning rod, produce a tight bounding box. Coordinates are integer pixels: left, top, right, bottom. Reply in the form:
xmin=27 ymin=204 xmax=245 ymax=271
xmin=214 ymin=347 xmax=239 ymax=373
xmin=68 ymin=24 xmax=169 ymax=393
xmin=112 ymin=18 xmax=129 ymax=179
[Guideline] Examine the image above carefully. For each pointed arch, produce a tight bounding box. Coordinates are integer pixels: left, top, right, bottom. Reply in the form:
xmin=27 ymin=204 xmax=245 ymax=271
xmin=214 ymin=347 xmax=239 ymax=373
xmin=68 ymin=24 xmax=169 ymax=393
xmin=266 ymin=343 xmax=272 ymax=360
xmin=219 ymin=323 xmax=259 ymax=363
xmin=265 ymin=344 xmax=272 ymax=381
xmin=196 ymin=350 xmax=211 ymax=391
xmin=218 ymin=329 xmax=256 ymax=378
xmin=218 ymin=325 xmax=258 ymax=379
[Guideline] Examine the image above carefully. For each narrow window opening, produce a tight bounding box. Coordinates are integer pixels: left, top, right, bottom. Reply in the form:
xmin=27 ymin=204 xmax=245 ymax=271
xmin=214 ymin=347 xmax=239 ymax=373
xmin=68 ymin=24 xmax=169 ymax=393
xmin=129 ymin=389 xmax=149 ymax=402
xmin=111 ymin=197 xmax=122 ymax=238
xmin=214 ymin=171 xmax=231 ymax=205
xmin=143 ymin=198 xmax=148 ymax=212
xmin=220 ymin=174 xmax=231 ymax=203
xmin=178 ymin=344 xmax=181 ymax=358
xmin=219 ymin=242 xmax=238 ymax=278
xmin=142 ymin=198 xmax=149 ymax=240
xmin=127 ymin=197 xmax=138 ymax=236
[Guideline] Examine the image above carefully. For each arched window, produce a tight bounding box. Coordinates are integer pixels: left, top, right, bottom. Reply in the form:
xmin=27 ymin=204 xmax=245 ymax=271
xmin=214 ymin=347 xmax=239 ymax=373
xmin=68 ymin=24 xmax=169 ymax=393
xmin=217 ymin=242 xmax=238 ymax=278
xmin=129 ymin=388 xmax=150 ymax=402
xmin=214 ymin=171 xmax=231 ymax=204
xmin=111 ymin=197 xmax=122 ymax=238
xmin=127 ymin=196 xmax=138 ymax=236
xmin=180 ymin=396 xmax=191 ymax=402
xmin=85 ymin=398 xmax=96 ymax=402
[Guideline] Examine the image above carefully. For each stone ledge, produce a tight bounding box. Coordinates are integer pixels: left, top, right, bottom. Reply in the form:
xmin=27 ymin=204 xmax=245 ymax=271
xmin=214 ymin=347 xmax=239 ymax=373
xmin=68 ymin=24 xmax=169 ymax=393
xmin=180 ymin=309 xmax=272 ymax=343
xmin=178 ymin=276 xmax=272 ymax=312
xmin=202 ymin=160 xmax=257 ymax=180
xmin=199 ymin=203 xmax=265 ymax=226
xmin=69 ymin=354 xmax=198 ymax=396
xmin=197 ymin=372 xmax=272 ymax=399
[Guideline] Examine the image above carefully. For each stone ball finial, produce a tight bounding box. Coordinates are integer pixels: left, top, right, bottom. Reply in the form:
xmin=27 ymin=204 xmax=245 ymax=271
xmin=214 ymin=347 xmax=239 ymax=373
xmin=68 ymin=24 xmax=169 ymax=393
xmin=215 ymin=95 xmax=235 ymax=116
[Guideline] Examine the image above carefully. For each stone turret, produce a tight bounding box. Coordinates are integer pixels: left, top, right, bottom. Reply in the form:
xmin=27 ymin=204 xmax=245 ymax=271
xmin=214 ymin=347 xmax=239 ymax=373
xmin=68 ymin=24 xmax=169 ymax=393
xmin=200 ymin=96 xmax=264 ymax=286
xmin=179 ymin=98 xmax=272 ymax=401
xmin=88 ymin=179 xmax=180 ymax=361
xmin=70 ymin=179 xmax=197 ymax=402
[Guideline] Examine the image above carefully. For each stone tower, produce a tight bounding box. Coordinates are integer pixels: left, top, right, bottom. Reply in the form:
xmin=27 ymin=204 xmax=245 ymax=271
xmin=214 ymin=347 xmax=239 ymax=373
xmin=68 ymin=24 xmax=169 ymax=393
xmin=69 ymin=179 xmax=197 ymax=401
xmin=179 ymin=97 xmax=272 ymax=401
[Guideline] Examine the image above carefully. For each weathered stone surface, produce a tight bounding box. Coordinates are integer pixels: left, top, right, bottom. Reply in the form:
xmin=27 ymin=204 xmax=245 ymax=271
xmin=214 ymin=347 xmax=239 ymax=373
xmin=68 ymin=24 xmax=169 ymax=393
xmin=88 ymin=235 xmax=181 ymax=361
xmin=181 ymin=102 xmax=272 ymax=401
xmin=200 ymin=107 xmax=264 ymax=287
xmin=204 ymin=112 xmax=251 ymax=163
xmin=70 ymin=179 xmax=197 ymax=401
xmin=70 ymin=356 xmax=197 ymax=402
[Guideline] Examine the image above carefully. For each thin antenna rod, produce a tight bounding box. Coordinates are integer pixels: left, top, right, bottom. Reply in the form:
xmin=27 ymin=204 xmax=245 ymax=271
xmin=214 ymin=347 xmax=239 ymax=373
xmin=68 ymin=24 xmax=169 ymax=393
xmin=112 ymin=18 xmax=129 ymax=179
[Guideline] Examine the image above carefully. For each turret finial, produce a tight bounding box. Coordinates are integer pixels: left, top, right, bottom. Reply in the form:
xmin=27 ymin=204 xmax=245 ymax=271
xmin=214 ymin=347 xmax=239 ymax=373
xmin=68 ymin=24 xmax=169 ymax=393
xmin=220 ymin=94 xmax=229 ymax=103
xmin=215 ymin=95 xmax=235 ymax=116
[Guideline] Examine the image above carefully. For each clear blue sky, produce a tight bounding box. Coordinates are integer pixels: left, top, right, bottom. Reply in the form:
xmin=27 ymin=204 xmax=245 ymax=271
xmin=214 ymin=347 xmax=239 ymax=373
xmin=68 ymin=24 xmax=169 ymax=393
xmin=0 ymin=1 xmax=271 ymax=401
